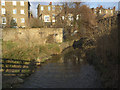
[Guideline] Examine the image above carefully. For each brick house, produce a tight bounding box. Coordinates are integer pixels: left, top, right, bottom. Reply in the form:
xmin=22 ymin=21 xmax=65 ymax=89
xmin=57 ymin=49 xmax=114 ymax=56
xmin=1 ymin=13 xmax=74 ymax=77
xmin=0 ymin=0 xmax=30 ymax=28
xmin=37 ymin=2 xmax=63 ymax=26
xmin=91 ymin=6 xmax=117 ymax=19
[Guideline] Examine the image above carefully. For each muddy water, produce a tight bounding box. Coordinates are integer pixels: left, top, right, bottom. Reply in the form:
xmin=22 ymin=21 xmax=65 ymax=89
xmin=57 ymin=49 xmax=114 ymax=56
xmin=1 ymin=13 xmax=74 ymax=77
xmin=20 ymin=48 xmax=102 ymax=88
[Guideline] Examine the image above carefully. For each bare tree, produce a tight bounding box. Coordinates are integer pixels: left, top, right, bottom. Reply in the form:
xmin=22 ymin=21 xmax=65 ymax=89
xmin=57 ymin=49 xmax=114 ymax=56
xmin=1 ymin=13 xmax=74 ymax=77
xmin=55 ymin=2 xmax=97 ymax=40
xmin=29 ymin=18 xmax=44 ymax=28
xmin=5 ymin=11 xmax=12 ymax=28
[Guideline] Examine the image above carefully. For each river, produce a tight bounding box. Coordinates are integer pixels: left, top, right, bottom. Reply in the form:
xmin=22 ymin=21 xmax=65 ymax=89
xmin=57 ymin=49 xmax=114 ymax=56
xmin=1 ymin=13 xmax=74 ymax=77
xmin=20 ymin=47 xmax=102 ymax=88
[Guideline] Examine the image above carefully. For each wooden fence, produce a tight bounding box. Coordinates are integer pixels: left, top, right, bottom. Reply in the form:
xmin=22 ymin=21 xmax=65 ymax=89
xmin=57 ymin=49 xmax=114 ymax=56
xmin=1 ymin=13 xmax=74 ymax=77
xmin=1 ymin=58 xmax=39 ymax=76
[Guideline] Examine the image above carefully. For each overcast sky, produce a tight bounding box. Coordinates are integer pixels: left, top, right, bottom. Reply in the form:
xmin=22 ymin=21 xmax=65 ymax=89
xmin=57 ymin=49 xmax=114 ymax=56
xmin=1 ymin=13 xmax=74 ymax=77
xmin=29 ymin=1 xmax=120 ymax=17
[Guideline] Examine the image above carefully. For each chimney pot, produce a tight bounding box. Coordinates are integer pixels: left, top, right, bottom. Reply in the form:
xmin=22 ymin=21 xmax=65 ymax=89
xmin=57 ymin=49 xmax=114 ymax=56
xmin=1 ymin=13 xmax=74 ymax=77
xmin=49 ymin=2 xmax=52 ymax=5
xmin=100 ymin=5 xmax=103 ymax=8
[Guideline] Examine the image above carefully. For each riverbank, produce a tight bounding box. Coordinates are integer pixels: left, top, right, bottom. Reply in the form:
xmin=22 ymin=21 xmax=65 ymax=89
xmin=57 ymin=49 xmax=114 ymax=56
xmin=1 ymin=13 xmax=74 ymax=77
xmin=80 ymin=26 xmax=118 ymax=88
xmin=2 ymin=41 xmax=73 ymax=88
xmin=3 ymin=41 xmax=72 ymax=60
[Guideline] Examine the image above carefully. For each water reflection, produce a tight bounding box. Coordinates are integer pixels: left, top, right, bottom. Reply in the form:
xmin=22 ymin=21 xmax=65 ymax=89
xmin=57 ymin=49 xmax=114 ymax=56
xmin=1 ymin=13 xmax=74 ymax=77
xmin=21 ymin=47 xmax=102 ymax=88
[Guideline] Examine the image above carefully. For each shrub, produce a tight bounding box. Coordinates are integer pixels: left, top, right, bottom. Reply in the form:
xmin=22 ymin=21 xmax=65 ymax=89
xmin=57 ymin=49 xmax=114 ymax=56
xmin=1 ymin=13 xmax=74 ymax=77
xmin=10 ymin=19 xmax=17 ymax=28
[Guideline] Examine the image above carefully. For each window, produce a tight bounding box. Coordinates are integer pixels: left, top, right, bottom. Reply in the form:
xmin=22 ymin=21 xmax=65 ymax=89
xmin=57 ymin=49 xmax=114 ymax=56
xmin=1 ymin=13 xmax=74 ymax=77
xmin=68 ymin=16 xmax=73 ymax=21
xmin=76 ymin=15 xmax=79 ymax=20
xmin=2 ymin=17 xmax=6 ymax=24
xmin=99 ymin=10 xmax=101 ymax=14
xmin=20 ymin=10 xmax=24 ymax=14
xmin=111 ymin=10 xmax=113 ymax=13
xmin=41 ymin=6 xmax=44 ymax=11
xmin=106 ymin=10 xmax=108 ymax=13
xmin=52 ymin=6 xmax=55 ymax=11
xmin=21 ymin=18 xmax=25 ymax=23
xmin=13 ymin=18 xmax=17 ymax=22
xmin=12 ymin=1 xmax=16 ymax=6
xmin=1 ymin=8 xmax=5 ymax=14
xmin=52 ymin=20 xmax=55 ymax=22
xmin=60 ymin=7 xmax=62 ymax=10
xmin=52 ymin=14 xmax=55 ymax=18
xmin=44 ymin=15 xmax=50 ymax=22
xmin=62 ymin=16 xmax=64 ymax=20
xmin=20 ymin=1 xmax=24 ymax=6
xmin=13 ymin=9 xmax=17 ymax=14
xmin=1 ymin=1 xmax=5 ymax=6
xmin=48 ymin=6 xmax=51 ymax=11
xmin=94 ymin=10 xmax=96 ymax=13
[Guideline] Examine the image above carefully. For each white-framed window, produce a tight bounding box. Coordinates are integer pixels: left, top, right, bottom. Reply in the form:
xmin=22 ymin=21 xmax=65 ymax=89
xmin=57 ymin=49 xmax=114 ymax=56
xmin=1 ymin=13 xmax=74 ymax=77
xmin=48 ymin=6 xmax=51 ymax=11
xmin=1 ymin=1 xmax=5 ymax=6
xmin=44 ymin=15 xmax=50 ymax=22
xmin=13 ymin=18 xmax=17 ymax=23
xmin=2 ymin=17 xmax=6 ymax=24
xmin=52 ymin=20 xmax=55 ymax=22
xmin=62 ymin=16 xmax=64 ymax=20
xmin=106 ymin=10 xmax=108 ymax=13
xmin=41 ymin=6 xmax=44 ymax=11
xmin=69 ymin=16 xmax=73 ymax=21
xmin=60 ymin=7 xmax=62 ymax=11
xmin=99 ymin=10 xmax=101 ymax=14
xmin=20 ymin=10 xmax=24 ymax=14
xmin=76 ymin=15 xmax=79 ymax=20
xmin=13 ymin=9 xmax=17 ymax=14
xmin=111 ymin=10 xmax=113 ymax=13
xmin=1 ymin=8 xmax=5 ymax=14
xmin=12 ymin=1 xmax=16 ymax=6
xmin=52 ymin=14 xmax=55 ymax=18
xmin=21 ymin=18 xmax=25 ymax=23
xmin=94 ymin=10 xmax=96 ymax=13
xmin=52 ymin=6 xmax=55 ymax=11
xmin=20 ymin=1 xmax=24 ymax=6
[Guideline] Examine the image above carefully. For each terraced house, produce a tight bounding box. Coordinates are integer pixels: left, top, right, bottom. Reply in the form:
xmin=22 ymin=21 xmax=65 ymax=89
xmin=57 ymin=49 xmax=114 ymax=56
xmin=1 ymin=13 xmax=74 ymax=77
xmin=91 ymin=6 xmax=117 ymax=19
xmin=0 ymin=0 xmax=30 ymax=28
xmin=37 ymin=2 xmax=63 ymax=25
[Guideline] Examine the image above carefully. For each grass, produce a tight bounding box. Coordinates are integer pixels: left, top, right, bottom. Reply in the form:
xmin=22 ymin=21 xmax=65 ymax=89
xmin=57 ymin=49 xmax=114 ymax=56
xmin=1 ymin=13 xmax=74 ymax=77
xmin=2 ymin=41 xmax=61 ymax=60
xmin=2 ymin=41 xmax=63 ymax=83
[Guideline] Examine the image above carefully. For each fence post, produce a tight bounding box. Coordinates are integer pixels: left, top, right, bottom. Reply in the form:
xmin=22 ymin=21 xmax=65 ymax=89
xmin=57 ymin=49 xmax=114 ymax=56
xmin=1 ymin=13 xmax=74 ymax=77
xmin=19 ymin=60 xmax=24 ymax=76
xmin=3 ymin=60 xmax=6 ymax=73
xmin=29 ymin=59 xmax=36 ymax=75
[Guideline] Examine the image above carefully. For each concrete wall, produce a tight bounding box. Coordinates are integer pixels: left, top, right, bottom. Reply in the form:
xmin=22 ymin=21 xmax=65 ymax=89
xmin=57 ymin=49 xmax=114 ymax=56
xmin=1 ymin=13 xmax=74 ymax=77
xmin=2 ymin=28 xmax=63 ymax=44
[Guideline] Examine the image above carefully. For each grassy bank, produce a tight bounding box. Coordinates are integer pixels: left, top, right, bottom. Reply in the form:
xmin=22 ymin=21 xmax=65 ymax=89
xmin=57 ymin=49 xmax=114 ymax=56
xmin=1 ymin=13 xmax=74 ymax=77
xmin=2 ymin=41 xmax=61 ymax=61
xmin=2 ymin=40 xmax=73 ymax=62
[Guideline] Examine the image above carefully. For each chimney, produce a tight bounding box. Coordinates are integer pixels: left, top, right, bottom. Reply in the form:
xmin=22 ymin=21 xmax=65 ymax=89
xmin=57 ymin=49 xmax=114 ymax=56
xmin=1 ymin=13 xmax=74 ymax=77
xmin=100 ymin=5 xmax=103 ymax=8
xmin=49 ymin=2 xmax=52 ymax=5
xmin=113 ymin=6 xmax=116 ymax=10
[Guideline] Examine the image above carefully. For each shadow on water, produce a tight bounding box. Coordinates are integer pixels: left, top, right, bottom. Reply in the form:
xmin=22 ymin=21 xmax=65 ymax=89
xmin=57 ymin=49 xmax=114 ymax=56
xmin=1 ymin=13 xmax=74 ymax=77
xmin=20 ymin=46 xmax=102 ymax=88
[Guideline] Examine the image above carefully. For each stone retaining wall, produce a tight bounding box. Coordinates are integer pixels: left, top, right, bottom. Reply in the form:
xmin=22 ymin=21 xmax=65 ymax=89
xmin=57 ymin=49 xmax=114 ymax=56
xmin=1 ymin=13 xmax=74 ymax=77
xmin=2 ymin=28 xmax=63 ymax=44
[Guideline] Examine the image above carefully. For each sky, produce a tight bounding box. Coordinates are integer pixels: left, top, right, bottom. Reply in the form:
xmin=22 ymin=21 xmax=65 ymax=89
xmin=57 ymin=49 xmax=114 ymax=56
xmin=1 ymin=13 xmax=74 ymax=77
xmin=29 ymin=0 xmax=120 ymax=17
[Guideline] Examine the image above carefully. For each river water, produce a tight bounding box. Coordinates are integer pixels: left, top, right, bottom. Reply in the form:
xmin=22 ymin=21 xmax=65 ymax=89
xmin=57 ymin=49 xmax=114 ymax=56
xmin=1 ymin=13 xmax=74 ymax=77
xmin=20 ymin=48 xmax=102 ymax=88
